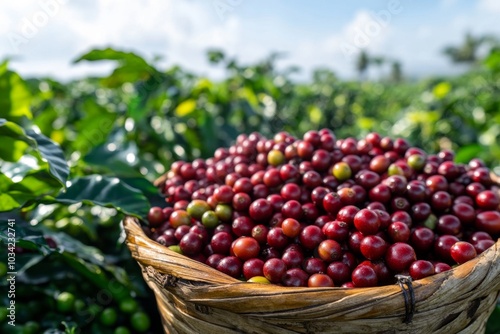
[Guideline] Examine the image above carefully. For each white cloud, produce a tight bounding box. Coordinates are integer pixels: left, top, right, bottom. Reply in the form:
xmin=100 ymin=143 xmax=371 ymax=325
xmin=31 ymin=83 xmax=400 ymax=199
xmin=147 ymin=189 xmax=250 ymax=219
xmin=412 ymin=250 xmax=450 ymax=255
xmin=1 ymin=0 xmax=500 ymax=82
xmin=478 ymin=0 xmax=500 ymax=13
xmin=1 ymin=0 xmax=243 ymax=79
xmin=280 ymin=9 xmax=398 ymax=79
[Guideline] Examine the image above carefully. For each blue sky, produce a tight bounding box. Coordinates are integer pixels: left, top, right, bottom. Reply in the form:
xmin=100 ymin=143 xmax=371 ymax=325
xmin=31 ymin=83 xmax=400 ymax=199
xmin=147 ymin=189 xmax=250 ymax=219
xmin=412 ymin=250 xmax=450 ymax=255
xmin=1 ymin=0 xmax=499 ymax=81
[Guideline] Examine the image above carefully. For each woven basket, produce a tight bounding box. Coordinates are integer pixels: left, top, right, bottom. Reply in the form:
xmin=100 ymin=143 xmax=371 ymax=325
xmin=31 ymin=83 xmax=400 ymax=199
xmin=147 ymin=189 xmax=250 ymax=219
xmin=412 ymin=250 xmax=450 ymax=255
xmin=124 ymin=215 xmax=500 ymax=334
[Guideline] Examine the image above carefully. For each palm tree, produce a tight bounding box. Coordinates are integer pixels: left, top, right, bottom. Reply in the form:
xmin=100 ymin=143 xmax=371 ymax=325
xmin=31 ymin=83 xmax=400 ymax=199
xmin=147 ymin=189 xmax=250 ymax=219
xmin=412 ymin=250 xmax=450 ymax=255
xmin=389 ymin=61 xmax=402 ymax=82
xmin=355 ymin=51 xmax=389 ymax=81
xmin=356 ymin=50 xmax=370 ymax=80
xmin=443 ymin=32 xmax=497 ymax=64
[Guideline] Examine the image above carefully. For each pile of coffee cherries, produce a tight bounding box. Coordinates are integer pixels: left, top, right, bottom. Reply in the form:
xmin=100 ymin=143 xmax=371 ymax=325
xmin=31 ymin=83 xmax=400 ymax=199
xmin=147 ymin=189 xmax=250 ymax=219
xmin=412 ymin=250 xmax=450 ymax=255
xmin=145 ymin=130 xmax=500 ymax=288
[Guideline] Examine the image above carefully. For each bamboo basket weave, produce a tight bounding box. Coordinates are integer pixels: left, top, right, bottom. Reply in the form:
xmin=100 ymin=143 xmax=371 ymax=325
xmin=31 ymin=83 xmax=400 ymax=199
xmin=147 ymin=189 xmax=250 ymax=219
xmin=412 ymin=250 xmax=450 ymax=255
xmin=124 ymin=216 xmax=500 ymax=334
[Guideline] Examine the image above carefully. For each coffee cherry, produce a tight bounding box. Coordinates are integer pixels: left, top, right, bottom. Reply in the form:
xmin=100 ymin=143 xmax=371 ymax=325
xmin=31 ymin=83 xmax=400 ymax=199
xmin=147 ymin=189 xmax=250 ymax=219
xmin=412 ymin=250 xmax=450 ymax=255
xmin=263 ymin=258 xmax=287 ymax=283
xmin=169 ymin=210 xmax=191 ymax=228
xmin=336 ymin=205 xmax=359 ymax=225
xmin=426 ymin=175 xmax=448 ymax=193
xmin=438 ymin=161 xmax=460 ymax=180
xmin=476 ymin=190 xmax=500 ymax=210
xmin=317 ymin=239 xmax=342 ymax=262
xmin=352 ymin=264 xmax=378 ymax=287
xmin=282 ymin=200 xmax=303 ymax=220
xmin=232 ymin=237 xmax=260 ymax=260
xmin=201 ymin=210 xmax=219 ymax=228
xmin=148 ymin=207 xmax=166 ymax=227
xmin=411 ymin=202 xmax=431 ymax=222
xmin=308 ymin=273 xmax=334 ymax=287
xmin=434 ymin=235 xmax=459 ymax=263
xmin=450 ymin=241 xmax=477 ymax=264
xmin=370 ymin=155 xmax=390 ymax=174
xmin=409 ymin=260 xmax=435 ymax=280
xmin=410 ymin=227 xmax=435 ymax=253
xmin=354 ymin=209 xmax=380 ymax=235
xmin=385 ymin=242 xmax=416 ymax=272
xmin=431 ymin=191 xmax=452 ymax=211
xmin=281 ymin=218 xmax=301 ymax=238
xmin=210 ymin=232 xmax=233 ymax=254
xmin=267 ymin=194 xmax=285 ymax=212
xmin=249 ymin=199 xmax=273 ymax=222
xmin=179 ymin=232 xmax=204 ymax=255
xmin=407 ymin=154 xmax=426 ymax=171
xmin=186 ymin=200 xmax=210 ymax=220
xmin=360 ymin=235 xmax=387 ymax=260
xmin=323 ymin=193 xmax=342 ymax=215
xmin=474 ymin=239 xmax=495 ymax=254
xmin=283 ymin=268 xmax=309 ymax=287
xmin=471 ymin=167 xmax=492 ymax=185
xmin=434 ymin=262 xmax=452 ymax=274
xmin=387 ymin=221 xmax=411 ymax=243
xmin=279 ymin=164 xmax=299 ymax=182
xmin=303 ymin=170 xmax=322 ymax=189
xmin=215 ymin=204 xmax=233 ymax=222
xmin=251 ymin=224 xmax=269 ymax=244
xmin=300 ymin=225 xmax=325 ymax=250
xmin=311 ymin=149 xmax=331 ymax=171
xmin=475 ymin=211 xmax=500 ymax=235
xmin=233 ymin=192 xmax=252 ymax=212
xmin=383 ymin=175 xmax=407 ymax=195
xmin=436 ymin=215 xmax=461 ymax=236
xmin=451 ymin=203 xmax=475 ymax=225
xmin=333 ymin=162 xmax=352 ymax=181
xmin=326 ymin=261 xmax=351 ymax=286
xmin=282 ymin=248 xmax=305 ymax=268
xmin=322 ymin=220 xmax=349 ymax=242
xmin=267 ymin=227 xmax=289 ymax=249
xmin=217 ymin=256 xmax=242 ymax=278
xmin=243 ymin=258 xmax=265 ymax=280
xmin=267 ymin=149 xmax=285 ymax=166
xmin=214 ymin=185 xmax=234 ymax=204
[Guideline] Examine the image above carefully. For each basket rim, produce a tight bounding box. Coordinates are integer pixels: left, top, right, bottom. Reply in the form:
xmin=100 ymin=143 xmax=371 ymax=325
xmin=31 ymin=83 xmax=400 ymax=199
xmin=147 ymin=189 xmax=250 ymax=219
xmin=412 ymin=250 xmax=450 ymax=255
xmin=123 ymin=215 xmax=500 ymax=293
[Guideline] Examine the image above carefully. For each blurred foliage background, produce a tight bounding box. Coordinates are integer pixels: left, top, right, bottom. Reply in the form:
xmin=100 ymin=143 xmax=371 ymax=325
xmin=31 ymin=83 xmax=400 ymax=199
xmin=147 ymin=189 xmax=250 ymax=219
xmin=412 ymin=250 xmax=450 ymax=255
xmin=1 ymin=41 xmax=500 ymax=333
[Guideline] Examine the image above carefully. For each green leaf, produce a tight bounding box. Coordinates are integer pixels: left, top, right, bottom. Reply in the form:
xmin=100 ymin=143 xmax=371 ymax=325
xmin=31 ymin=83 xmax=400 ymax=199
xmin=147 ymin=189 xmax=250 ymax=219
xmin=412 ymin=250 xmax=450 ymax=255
xmin=486 ymin=305 xmax=500 ymax=334
xmin=101 ymin=65 xmax=154 ymax=88
xmin=0 ymin=68 xmax=33 ymax=121
xmin=484 ymin=47 xmax=500 ymax=73
xmin=0 ymin=220 xmax=52 ymax=255
xmin=0 ymin=222 xmax=134 ymax=298
xmin=0 ymin=156 xmax=40 ymax=181
xmin=0 ymin=118 xmax=30 ymax=161
xmin=10 ymin=170 xmax=62 ymax=197
xmin=73 ymin=100 xmax=117 ymax=154
xmin=120 ymin=177 xmax=161 ymax=198
xmin=74 ymin=48 xmax=150 ymax=65
xmin=33 ymin=105 xmax=58 ymax=136
xmin=54 ymin=175 xmax=149 ymax=217
xmin=0 ymin=119 xmax=69 ymax=188
xmin=0 ymin=193 xmax=24 ymax=211
xmin=16 ymin=254 xmax=46 ymax=276
xmin=25 ymin=128 xmax=69 ymax=187
xmin=84 ymin=140 xmax=141 ymax=177
xmin=127 ymin=95 xmax=145 ymax=121
xmin=74 ymin=48 xmax=157 ymax=88
xmin=455 ymin=144 xmax=486 ymax=164
xmin=0 ymin=183 xmax=34 ymax=214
